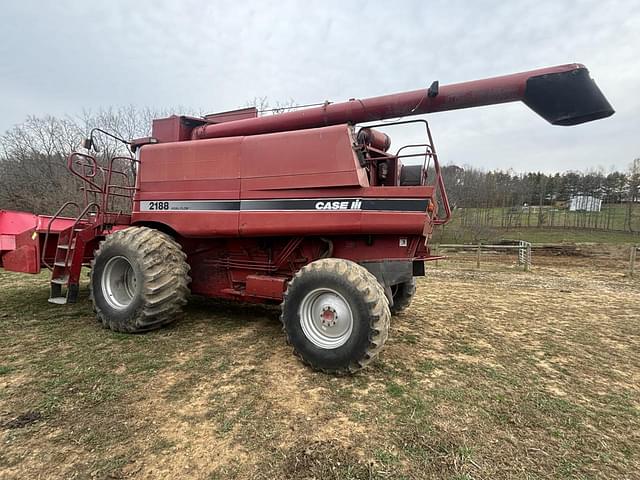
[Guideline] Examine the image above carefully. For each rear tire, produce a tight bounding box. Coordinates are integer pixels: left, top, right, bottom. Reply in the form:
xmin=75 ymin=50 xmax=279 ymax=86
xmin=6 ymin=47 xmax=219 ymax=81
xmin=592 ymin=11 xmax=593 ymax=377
xmin=90 ymin=227 xmax=190 ymax=333
xmin=281 ymin=258 xmax=390 ymax=374
xmin=390 ymin=278 xmax=416 ymax=315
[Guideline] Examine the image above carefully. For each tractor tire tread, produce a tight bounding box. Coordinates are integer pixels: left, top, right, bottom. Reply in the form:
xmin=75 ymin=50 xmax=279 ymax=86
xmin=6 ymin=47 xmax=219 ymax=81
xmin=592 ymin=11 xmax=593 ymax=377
xmin=281 ymin=258 xmax=390 ymax=374
xmin=90 ymin=226 xmax=190 ymax=333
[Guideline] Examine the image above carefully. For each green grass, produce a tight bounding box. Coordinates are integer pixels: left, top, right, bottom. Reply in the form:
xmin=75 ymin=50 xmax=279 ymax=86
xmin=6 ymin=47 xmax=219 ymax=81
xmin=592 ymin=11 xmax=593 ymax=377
xmin=385 ymin=381 xmax=405 ymax=397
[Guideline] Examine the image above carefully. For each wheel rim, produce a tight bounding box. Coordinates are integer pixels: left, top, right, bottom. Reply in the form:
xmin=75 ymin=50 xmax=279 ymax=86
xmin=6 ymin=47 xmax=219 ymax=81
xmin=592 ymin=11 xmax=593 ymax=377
xmin=299 ymin=288 xmax=353 ymax=349
xmin=101 ymin=256 xmax=137 ymax=310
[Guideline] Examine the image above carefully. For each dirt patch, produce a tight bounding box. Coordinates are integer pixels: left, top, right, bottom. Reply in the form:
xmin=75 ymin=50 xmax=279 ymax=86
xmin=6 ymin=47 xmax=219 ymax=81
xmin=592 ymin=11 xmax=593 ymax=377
xmin=3 ymin=411 xmax=42 ymax=430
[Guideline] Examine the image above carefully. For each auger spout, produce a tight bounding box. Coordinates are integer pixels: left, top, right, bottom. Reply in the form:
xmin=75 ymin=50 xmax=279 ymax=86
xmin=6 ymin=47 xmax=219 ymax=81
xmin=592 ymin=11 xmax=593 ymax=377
xmin=190 ymin=63 xmax=614 ymax=140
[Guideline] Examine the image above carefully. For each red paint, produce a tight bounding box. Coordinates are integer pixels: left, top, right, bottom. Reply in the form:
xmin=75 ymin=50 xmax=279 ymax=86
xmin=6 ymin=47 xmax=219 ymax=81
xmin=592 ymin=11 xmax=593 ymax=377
xmin=2 ymin=244 xmax=38 ymax=273
xmin=245 ymin=275 xmax=288 ymax=299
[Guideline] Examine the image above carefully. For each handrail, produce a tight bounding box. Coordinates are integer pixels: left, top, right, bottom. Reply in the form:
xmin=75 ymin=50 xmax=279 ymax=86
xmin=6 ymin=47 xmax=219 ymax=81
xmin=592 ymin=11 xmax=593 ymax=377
xmin=42 ymin=202 xmax=100 ymax=272
xmin=103 ymin=156 xmax=139 ymax=215
xmin=60 ymin=202 xmax=101 ymax=273
xmin=358 ymin=119 xmax=451 ymax=224
xmin=68 ymin=152 xmax=103 ymax=193
xmin=431 ymin=151 xmax=451 ymax=224
xmin=423 ymin=120 xmax=451 ymax=224
xmin=66 ymin=151 xmax=138 ymax=217
xmin=41 ymin=201 xmax=81 ymax=270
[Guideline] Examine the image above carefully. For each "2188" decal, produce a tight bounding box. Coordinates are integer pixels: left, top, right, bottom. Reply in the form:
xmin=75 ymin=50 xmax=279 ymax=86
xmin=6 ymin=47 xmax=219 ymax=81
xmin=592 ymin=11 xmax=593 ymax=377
xmin=147 ymin=201 xmax=170 ymax=210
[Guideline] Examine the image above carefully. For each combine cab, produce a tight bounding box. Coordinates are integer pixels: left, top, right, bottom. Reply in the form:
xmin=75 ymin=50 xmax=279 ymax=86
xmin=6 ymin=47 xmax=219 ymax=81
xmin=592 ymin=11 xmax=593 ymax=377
xmin=0 ymin=64 xmax=614 ymax=373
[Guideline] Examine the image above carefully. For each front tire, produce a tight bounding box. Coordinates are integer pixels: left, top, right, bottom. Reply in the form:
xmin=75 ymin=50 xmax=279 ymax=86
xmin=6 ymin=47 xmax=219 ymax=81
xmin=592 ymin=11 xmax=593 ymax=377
xmin=281 ymin=258 xmax=390 ymax=373
xmin=90 ymin=227 xmax=190 ymax=333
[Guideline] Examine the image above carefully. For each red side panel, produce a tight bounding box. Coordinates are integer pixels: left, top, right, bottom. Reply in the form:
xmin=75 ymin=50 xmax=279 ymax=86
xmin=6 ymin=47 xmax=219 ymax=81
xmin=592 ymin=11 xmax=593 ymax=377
xmin=240 ymin=125 xmax=366 ymax=191
xmin=2 ymin=243 xmax=38 ymax=273
xmin=132 ymin=124 xmax=433 ymax=239
xmin=136 ymin=137 xmax=242 ymax=198
xmin=133 ymin=136 xmax=243 ymax=236
xmin=0 ymin=210 xmax=38 ymax=237
xmin=0 ymin=211 xmax=39 ymax=273
xmin=238 ymin=186 xmax=433 ymax=236
xmin=245 ymin=275 xmax=287 ymax=299
xmin=0 ymin=210 xmax=40 ymax=273
xmin=132 ymin=125 xmax=380 ymax=238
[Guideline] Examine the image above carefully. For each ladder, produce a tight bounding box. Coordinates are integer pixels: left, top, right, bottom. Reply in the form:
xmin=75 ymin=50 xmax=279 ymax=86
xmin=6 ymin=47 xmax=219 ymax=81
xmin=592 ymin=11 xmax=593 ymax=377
xmin=43 ymin=202 xmax=100 ymax=305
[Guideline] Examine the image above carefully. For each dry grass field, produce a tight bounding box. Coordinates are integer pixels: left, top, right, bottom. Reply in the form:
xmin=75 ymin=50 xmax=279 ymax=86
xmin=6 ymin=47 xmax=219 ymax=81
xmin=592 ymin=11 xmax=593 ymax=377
xmin=0 ymin=252 xmax=638 ymax=479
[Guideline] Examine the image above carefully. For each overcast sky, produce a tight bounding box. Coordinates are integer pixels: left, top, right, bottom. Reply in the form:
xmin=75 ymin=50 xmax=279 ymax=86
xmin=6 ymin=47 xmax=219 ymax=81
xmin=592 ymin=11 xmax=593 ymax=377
xmin=0 ymin=0 xmax=638 ymax=173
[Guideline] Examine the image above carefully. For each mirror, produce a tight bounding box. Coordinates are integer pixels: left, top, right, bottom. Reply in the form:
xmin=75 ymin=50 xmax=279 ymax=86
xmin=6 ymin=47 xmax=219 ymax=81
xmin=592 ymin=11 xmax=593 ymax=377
xmin=82 ymin=137 xmax=99 ymax=152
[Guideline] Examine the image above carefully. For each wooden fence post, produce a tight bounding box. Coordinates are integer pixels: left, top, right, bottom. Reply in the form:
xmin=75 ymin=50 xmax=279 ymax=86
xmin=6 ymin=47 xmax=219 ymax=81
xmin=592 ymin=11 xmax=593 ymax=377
xmin=630 ymin=245 xmax=637 ymax=278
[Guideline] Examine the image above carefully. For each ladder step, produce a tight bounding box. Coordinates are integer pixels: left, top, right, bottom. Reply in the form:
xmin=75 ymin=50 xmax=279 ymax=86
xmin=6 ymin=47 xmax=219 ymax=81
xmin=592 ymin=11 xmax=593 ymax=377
xmin=57 ymin=244 xmax=74 ymax=250
xmin=48 ymin=297 xmax=68 ymax=305
xmin=53 ymin=261 xmax=67 ymax=267
xmin=51 ymin=276 xmax=69 ymax=285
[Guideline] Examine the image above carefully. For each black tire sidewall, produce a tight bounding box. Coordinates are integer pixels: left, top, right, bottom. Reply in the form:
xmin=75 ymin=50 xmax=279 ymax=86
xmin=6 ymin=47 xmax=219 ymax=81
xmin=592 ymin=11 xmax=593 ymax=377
xmin=91 ymin=242 xmax=146 ymax=327
xmin=391 ymin=279 xmax=415 ymax=313
xmin=283 ymin=270 xmax=375 ymax=371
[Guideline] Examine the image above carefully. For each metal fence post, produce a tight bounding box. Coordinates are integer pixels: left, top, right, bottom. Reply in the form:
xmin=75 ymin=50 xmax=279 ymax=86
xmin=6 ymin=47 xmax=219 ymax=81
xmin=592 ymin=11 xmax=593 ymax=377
xmin=476 ymin=242 xmax=481 ymax=268
xmin=630 ymin=245 xmax=637 ymax=278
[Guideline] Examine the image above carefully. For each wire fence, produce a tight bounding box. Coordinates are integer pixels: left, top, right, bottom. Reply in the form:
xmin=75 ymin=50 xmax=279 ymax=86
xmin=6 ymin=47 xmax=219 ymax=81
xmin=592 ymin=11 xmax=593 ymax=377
xmin=435 ymin=241 xmax=532 ymax=271
xmin=433 ymin=242 xmax=639 ymax=276
xmin=455 ymin=203 xmax=640 ymax=233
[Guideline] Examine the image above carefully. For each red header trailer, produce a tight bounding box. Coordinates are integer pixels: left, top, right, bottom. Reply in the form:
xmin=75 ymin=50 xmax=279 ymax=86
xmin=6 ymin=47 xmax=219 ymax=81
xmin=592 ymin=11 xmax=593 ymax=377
xmin=0 ymin=64 xmax=613 ymax=373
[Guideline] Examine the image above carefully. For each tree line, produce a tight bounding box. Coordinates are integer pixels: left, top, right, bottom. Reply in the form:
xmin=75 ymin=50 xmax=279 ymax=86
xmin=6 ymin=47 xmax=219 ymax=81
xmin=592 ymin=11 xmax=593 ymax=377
xmin=0 ymin=107 xmax=171 ymax=214
xmin=439 ymin=162 xmax=640 ymax=233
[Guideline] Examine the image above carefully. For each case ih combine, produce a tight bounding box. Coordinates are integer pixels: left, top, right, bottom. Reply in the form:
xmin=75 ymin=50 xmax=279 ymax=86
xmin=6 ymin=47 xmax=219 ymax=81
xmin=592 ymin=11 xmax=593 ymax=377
xmin=0 ymin=64 xmax=613 ymax=373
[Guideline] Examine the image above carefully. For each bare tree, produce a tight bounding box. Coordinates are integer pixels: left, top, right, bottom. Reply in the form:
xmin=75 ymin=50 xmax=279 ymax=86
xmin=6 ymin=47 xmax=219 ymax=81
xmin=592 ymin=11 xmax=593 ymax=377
xmin=626 ymin=158 xmax=640 ymax=232
xmin=0 ymin=106 xmax=185 ymax=214
xmin=245 ymin=97 xmax=298 ymax=115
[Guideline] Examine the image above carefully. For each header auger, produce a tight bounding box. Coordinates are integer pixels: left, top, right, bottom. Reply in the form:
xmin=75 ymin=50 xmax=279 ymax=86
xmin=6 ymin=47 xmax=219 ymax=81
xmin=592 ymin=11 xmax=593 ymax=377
xmin=0 ymin=64 xmax=613 ymax=373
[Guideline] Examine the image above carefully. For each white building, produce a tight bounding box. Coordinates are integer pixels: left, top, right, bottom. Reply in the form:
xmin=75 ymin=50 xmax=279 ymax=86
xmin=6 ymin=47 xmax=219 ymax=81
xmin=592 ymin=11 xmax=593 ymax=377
xmin=569 ymin=195 xmax=602 ymax=212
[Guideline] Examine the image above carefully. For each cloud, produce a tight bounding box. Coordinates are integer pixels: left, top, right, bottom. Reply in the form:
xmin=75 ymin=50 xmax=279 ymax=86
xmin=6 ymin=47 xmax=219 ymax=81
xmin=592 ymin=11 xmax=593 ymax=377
xmin=0 ymin=0 xmax=637 ymax=172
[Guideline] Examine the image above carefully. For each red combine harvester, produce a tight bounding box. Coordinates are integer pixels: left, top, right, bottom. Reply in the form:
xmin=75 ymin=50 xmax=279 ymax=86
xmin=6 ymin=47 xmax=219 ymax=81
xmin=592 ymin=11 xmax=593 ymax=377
xmin=0 ymin=64 xmax=613 ymax=373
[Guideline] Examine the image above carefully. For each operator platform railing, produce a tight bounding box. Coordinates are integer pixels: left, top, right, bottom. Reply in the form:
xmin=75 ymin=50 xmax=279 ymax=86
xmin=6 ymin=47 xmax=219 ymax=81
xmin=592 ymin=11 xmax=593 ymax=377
xmin=67 ymin=151 xmax=139 ymax=222
xmin=358 ymin=119 xmax=451 ymax=224
xmin=40 ymin=151 xmax=138 ymax=270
